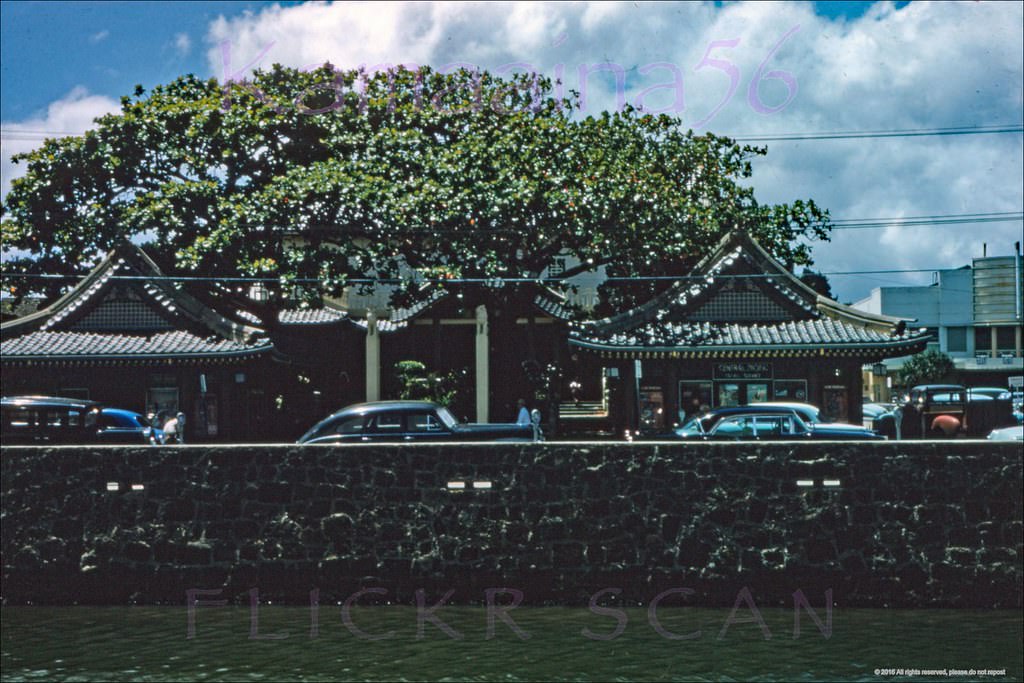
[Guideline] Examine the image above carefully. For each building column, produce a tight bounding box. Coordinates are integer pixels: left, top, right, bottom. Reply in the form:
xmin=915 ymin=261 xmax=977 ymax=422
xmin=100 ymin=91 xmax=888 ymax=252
xmin=475 ymin=305 xmax=489 ymax=423
xmin=365 ymin=311 xmax=380 ymax=402
xmin=991 ymin=327 xmax=998 ymax=358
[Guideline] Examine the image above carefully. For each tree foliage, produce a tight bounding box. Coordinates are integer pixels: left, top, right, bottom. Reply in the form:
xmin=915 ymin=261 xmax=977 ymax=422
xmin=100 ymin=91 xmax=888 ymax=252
xmin=2 ymin=65 xmax=831 ymax=314
xmin=897 ymin=349 xmax=956 ymax=388
xmin=799 ymin=269 xmax=834 ymax=299
xmin=391 ymin=360 xmax=470 ymax=417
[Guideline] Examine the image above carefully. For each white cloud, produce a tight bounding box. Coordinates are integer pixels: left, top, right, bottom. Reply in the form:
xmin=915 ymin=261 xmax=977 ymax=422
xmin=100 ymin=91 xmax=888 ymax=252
xmin=1 ymin=87 xmax=121 ymax=200
xmin=190 ymin=1 xmax=1015 ymax=301
xmin=89 ymin=29 xmax=110 ymax=44
xmin=173 ymin=32 xmax=192 ymax=57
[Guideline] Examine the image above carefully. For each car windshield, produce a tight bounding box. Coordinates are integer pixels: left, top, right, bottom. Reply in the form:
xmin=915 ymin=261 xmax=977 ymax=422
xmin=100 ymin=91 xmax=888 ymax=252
xmin=679 ymin=414 xmax=715 ymax=434
xmin=100 ymin=413 xmax=141 ymax=429
xmin=436 ymin=407 xmax=458 ymax=430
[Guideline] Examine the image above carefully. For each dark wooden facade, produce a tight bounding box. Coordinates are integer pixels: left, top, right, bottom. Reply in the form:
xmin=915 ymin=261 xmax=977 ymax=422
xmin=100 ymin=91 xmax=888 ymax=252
xmin=4 ymin=232 xmax=932 ymax=440
xmin=1 ymin=244 xmax=573 ymax=440
xmin=1 ymin=242 xmax=283 ymax=442
xmin=569 ymin=231 xmax=932 ymax=434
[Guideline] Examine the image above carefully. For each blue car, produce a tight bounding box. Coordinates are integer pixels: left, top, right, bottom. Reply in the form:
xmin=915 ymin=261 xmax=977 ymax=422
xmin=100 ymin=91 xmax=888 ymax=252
xmin=638 ymin=405 xmax=885 ymax=441
xmin=96 ymin=408 xmax=165 ymax=445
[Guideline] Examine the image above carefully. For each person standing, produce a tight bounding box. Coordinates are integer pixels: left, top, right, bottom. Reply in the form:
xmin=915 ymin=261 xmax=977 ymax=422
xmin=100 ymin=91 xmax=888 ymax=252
xmin=516 ymin=398 xmax=530 ymax=425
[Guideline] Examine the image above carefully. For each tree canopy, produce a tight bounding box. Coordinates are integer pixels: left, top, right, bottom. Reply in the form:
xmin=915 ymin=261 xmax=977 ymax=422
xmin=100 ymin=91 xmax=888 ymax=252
xmin=1 ymin=64 xmax=831 ymax=313
xmin=897 ymin=349 xmax=956 ymax=388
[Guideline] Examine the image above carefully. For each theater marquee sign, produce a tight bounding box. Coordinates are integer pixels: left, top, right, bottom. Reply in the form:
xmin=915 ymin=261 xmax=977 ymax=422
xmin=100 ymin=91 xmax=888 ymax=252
xmin=713 ymin=362 xmax=774 ymax=380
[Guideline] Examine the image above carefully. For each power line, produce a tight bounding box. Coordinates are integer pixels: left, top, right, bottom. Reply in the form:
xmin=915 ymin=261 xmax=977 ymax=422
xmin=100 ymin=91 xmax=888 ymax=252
xmin=0 ymin=267 xmax=993 ymax=285
xmin=4 ymin=123 xmax=1023 ymax=142
xmin=732 ymin=124 xmax=1024 ymax=142
xmin=828 ymin=212 xmax=1023 ymax=230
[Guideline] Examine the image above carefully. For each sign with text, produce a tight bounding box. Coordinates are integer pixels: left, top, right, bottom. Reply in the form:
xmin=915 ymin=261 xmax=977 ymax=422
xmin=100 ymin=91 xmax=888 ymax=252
xmin=713 ymin=362 xmax=773 ymax=380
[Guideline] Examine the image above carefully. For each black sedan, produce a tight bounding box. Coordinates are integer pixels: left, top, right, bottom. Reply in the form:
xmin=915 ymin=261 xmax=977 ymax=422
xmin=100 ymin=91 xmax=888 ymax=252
xmin=640 ymin=405 xmax=885 ymax=441
xmin=1 ymin=396 xmax=164 ymax=445
xmin=297 ymin=400 xmax=539 ymax=444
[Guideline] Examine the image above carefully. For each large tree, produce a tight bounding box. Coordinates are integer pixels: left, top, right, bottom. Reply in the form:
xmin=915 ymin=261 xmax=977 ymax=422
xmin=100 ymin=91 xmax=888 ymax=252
xmin=897 ymin=349 xmax=956 ymax=388
xmin=2 ymin=65 xmax=830 ymax=318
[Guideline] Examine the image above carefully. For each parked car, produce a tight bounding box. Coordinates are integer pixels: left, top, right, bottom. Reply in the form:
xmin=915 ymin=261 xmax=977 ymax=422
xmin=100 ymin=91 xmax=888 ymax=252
xmin=2 ymin=395 xmax=101 ymax=444
xmin=297 ymin=400 xmax=541 ymax=444
xmin=986 ymin=424 xmax=1024 ymax=441
xmin=756 ymin=402 xmax=834 ymax=423
xmin=96 ymin=408 xmax=165 ymax=445
xmin=968 ymin=387 xmax=1012 ymax=401
xmin=862 ymin=402 xmax=895 ymax=420
xmin=900 ymin=384 xmax=968 ymax=437
xmin=862 ymin=402 xmax=899 ymax=438
xmin=639 ymin=405 xmax=884 ymax=441
xmin=1 ymin=396 xmax=163 ymax=445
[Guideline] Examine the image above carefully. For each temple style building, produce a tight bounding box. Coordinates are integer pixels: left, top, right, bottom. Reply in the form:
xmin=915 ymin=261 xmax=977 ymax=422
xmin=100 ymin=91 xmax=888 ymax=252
xmin=1 ymin=242 xmax=573 ymax=440
xmin=568 ymin=231 xmax=932 ymax=433
xmin=3 ymin=231 xmax=934 ymax=439
xmin=0 ymin=242 xmax=277 ymax=441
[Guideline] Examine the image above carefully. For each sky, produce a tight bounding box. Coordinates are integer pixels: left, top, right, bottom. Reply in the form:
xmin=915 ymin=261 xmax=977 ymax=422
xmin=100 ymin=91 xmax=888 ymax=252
xmin=1 ymin=0 xmax=1022 ymax=304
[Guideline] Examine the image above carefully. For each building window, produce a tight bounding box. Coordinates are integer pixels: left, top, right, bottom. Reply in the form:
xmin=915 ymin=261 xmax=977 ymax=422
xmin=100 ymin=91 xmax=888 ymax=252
xmin=639 ymin=386 xmax=665 ymax=429
xmin=773 ymin=379 xmax=808 ymax=401
xmin=974 ymin=327 xmax=992 ymax=354
xmin=996 ymin=326 xmax=1018 ymax=352
xmin=679 ymin=381 xmax=713 ymax=420
xmin=946 ymin=327 xmax=968 ymax=353
xmin=146 ymin=385 xmax=179 ymax=423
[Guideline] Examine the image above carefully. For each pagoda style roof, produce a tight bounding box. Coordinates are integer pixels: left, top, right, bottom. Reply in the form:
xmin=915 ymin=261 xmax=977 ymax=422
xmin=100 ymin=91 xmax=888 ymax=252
xmin=1 ymin=242 xmax=272 ymax=364
xmin=569 ymin=230 xmax=931 ymax=360
xmin=277 ymin=306 xmax=348 ymax=325
xmin=341 ymin=283 xmax=575 ymax=333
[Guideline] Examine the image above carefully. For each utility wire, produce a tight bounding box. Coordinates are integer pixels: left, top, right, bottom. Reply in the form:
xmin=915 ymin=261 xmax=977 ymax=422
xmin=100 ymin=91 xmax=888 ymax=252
xmin=4 ymin=123 xmax=1023 ymax=142
xmin=146 ymin=211 xmax=1024 ymax=236
xmin=0 ymin=268 xmax=997 ymax=285
xmin=732 ymin=124 xmax=1024 ymax=141
xmin=829 ymin=212 xmax=1023 ymax=230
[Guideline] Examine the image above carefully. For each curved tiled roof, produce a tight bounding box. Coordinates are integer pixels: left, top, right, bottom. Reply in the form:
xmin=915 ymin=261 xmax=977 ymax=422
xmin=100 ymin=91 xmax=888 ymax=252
xmin=572 ymin=318 xmax=927 ymax=351
xmin=2 ymin=241 xmax=270 ymax=362
xmin=278 ymin=308 xmax=347 ymax=325
xmin=569 ymin=230 xmax=930 ymax=357
xmin=2 ymin=330 xmax=271 ymax=359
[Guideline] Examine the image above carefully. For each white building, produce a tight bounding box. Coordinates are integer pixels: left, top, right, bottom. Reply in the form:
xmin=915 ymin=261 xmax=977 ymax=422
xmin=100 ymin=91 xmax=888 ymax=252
xmin=852 ymin=249 xmax=1024 ymax=400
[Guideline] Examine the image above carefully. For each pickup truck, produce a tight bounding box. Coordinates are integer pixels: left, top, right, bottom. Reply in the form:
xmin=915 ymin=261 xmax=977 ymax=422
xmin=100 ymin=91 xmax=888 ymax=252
xmin=296 ymin=400 xmax=540 ymax=444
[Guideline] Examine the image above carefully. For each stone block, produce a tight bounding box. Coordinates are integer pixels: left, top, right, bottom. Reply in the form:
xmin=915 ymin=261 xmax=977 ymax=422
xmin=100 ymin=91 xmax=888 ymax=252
xmin=176 ymin=541 xmax=213 ymax=566
xmin=258 ymin=482 xmax=293 ymax=505
xmin=163 ymin=498 xmax=195 ymax=522
xmin=124 ymin=541 xmax=152 ymax=563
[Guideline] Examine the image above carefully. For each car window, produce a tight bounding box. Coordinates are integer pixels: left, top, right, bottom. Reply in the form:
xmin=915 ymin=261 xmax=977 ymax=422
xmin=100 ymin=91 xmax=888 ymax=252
xmin=435 ymin=407 xmax=459 ymax=429
xmin=5 ymin=409 xmax=36 ymax=427
xmin=329 ymin=415 xmax=368 ymax=435
xmin=372 ymin=414 xmax=404 ymax=432
xmin=681 ymin=414 xmax=716 ymax=433
xmin=100 ymin=413 xmax=138 ymax=429
xmin=408 ymin=412 xmax=444 ymax=432
xmin=754 ymin=416 xmax=786 ymax=436
xmin=713 ymin=417 xmax=751 ymax=436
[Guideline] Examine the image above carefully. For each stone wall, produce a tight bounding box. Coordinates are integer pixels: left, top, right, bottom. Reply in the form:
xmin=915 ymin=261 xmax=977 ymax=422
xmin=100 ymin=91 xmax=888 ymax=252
xmin=1 ymin=442 xmax=1020 ymax=607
